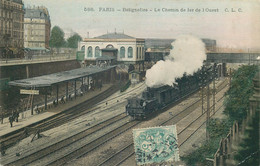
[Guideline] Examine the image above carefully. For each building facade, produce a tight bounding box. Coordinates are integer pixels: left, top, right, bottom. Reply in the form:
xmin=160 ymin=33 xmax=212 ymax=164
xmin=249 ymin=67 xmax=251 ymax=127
xmin=0 ymin=0 xmax=24 ymax=57
xmin=79 ymin=33 xmax=145 ymax=65
xmin=24 ymin=6 xmax=51 ymax=49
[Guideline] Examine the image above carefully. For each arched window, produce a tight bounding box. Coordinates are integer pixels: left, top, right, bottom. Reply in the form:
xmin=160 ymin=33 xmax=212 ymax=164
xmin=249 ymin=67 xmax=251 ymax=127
xmin=106 ymin=44 xmax=114 ymax=48
xmin=120 ymin=47 xmax=125 ymax=58
xmin=128 ymin=47 xmax=133 ymax=58
xmin=87 ymin=46 xmax=92 ymax=57
xmin=81 ymin=46 xmax=85 ymax=51
xmin=95 ymin=46 xmax=100 ymax=57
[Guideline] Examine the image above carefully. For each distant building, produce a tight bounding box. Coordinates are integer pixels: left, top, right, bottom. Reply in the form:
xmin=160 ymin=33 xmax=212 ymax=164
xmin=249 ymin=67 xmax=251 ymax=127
xmin=24 ymin=6 xmax=51 ymax=50
xmin=0 ymin=0 xmax=24 ymax=57
xmin=78 ymin=32 xmax=145 ymax=65
xmin=129 ymin=70 xmax=142 ymax=84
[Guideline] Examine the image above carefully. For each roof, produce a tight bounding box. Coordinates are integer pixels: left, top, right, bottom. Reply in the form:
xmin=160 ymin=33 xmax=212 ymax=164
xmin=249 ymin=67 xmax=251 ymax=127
xmin=25 ymin=7 xmax=50 ymax=20
xmin=12 ymin=0 xmax=23 ymax=4
xmin=9 ymin=65 xmax=116 ymax=88
xmin=94 ymin=33 xmax=135 ymax=39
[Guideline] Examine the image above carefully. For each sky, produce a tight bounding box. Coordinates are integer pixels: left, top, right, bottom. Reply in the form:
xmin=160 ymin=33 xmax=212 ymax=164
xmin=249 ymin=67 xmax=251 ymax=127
xmin=23 ymin=0 xmax=260 ymax=49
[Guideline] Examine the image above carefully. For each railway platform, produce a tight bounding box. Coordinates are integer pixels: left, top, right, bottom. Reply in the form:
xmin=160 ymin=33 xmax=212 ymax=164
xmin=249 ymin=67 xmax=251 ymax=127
xmin=0 ymin=83 xmax=114 ymax=137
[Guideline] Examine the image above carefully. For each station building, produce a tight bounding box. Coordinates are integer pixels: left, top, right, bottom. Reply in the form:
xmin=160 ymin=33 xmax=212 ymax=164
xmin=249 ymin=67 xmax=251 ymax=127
xmin=78 ymin=33 xmax=145 ymax=65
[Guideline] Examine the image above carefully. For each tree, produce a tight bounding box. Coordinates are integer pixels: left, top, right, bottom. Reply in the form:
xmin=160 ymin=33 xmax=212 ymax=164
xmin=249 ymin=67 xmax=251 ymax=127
xmin=223 ymin=65 xmax=258 ymax=122
xmin=49 ymin=26 xmax=66 ymax=48
xmin=67 ymin=33 xmax=82 ymax=48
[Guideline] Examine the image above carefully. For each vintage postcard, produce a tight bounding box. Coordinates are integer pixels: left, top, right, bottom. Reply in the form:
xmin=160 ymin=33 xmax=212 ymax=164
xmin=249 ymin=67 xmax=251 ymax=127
xmin=0 ymin=0 xmax=259 ymax=166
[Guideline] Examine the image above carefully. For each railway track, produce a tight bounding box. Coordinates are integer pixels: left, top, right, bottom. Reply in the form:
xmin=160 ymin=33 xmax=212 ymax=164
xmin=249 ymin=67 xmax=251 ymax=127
xmin=112 ymin=103 xmax=225 ymax=166
xmin=96 ymin=97 xmax=207 ymax=166
xmin=45 ymin=120 xmax=141 ymax=166
xmin=0 ymin=84 xmax=119 ymax=150
xmin=0 ymin=82 xmax=146 ymax=154
xmin=52 ymin=80 xmax=227 ymax=166
xmin=2 ymin=83 xmax=146 ymax=166
xmin=5 ymin=113 xmax=128 ymax=166
xmin=38 ymin=83 xmax=200 ymax=166
xmin=2 ymin=80 xmax=228 ymax=166
xmin=96 ymin=79 xmax=229 ymax=166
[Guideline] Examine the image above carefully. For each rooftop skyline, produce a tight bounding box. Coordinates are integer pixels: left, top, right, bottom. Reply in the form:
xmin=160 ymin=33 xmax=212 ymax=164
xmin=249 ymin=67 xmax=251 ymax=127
xmin=23 ymin=0 xmax=260 ymax=49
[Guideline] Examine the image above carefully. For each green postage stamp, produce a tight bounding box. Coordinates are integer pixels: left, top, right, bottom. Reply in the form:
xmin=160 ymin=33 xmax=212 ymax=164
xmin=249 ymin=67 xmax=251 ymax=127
xmin=133 ymin=125 xmax=179 ymax=165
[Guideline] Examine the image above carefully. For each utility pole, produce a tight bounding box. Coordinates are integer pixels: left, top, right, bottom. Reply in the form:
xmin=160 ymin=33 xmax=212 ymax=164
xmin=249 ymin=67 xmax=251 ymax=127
xmin=206 ymin=82 xmax=210 ymax=140
xmin=200 ymin=69 xmax=205 ymax=115
xmin=213 ymin=65 xmax=216 ymax=115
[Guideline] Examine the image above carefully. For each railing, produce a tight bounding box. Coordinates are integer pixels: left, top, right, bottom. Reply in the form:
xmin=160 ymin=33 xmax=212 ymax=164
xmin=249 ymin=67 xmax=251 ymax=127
xmin=214 ymin=122 xmax=239 ymax=166
xmin=0 ymin=53 xmax=77 ymax=66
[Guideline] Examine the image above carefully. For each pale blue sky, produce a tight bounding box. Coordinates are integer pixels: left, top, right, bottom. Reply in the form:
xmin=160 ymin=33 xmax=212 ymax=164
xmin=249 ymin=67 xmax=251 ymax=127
xmin=23 ymin=0 xmax=260 ymax=49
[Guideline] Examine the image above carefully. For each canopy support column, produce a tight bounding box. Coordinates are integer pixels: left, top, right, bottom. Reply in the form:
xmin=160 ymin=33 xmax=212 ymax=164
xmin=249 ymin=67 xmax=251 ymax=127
xmin=45 ymin=93 xmax=47 ymax=110
xmin=74 ymin=80 xmax=77 ymax=99
xmin=56 ymin=84 xmax=59 ymax=105
xmin=66 ymin=82 xmax=69 ymax=101
xmin=31 ymin=95 xmax=34 ymax=115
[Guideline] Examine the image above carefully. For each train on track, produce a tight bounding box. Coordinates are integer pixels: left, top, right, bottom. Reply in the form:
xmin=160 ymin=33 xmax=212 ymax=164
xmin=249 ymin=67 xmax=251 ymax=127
xmin=126 ymin=64 xmax=218 ymax=120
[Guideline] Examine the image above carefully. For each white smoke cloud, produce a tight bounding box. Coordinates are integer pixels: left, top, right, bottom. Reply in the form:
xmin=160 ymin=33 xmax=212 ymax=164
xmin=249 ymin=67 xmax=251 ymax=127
xmin=145 ymin=35 xmax=206 ymax=87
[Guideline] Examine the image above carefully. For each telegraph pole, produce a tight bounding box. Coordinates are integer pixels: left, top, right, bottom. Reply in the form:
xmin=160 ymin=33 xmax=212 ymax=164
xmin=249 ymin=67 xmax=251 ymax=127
xmin=206 ymin=82 xmax=210 ymax=140
xmin=200 ymin=69 xmax=205 ymax=115
xmin=213 ymin=65 xmax=216 ymax=115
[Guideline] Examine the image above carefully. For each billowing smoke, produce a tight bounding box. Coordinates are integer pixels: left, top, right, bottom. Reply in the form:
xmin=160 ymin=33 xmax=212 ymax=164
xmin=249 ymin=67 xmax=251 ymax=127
xmin=145 ymin=35 xmax=206 ymax=87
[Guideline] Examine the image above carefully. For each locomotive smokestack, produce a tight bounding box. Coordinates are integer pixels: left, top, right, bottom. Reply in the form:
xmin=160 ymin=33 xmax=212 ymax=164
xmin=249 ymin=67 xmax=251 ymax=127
xmin=145 ymin=35 xmax=206 ymax=87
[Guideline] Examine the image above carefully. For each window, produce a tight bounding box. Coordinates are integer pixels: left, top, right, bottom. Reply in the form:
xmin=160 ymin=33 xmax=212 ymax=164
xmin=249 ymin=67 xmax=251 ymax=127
xmin=120 ymin=47 xmax=125 ymax=58
xmin=132 ymin=73 xmax=136 ymax=79
xmin=139 ymin=47 xmax=142 ymax=59
xmin=95 ymin=46 xmax=100 ymax=57
xmin=141 ymin=47 xmax=144 ymax=59
xmin=136 ymin=47 xmax=139 ymax=59
xmin=128 ymin=47 xmax=133 ymax=58
xmin=87 ymin=46 xmax=93 ymax=57
xmin=81 ymin=45 xmax=85 ymax=51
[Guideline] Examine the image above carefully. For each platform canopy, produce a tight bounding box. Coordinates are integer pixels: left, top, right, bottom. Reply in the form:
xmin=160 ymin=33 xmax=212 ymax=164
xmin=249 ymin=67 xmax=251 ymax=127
xmin=9 ymin=65 xmax=116 ymax=88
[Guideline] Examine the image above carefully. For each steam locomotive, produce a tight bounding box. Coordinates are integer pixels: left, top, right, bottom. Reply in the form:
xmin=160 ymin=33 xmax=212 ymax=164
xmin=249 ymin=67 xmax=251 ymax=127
xmin=126 ymin=65 xmax=217 ymax=120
